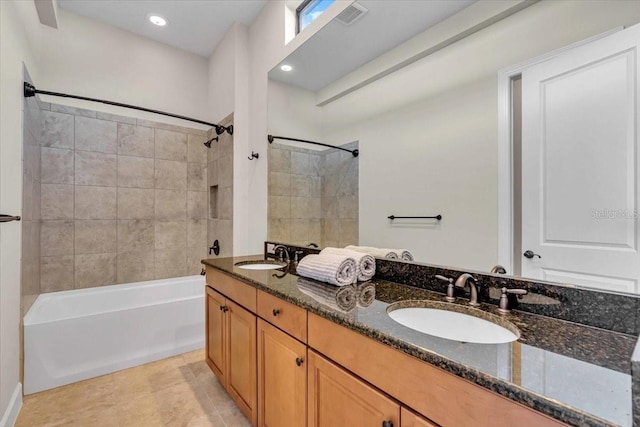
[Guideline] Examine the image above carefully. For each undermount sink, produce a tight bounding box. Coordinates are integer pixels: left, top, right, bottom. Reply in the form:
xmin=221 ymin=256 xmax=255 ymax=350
xmin=387 ymin=301 xmax=520 ymax=344
xmin=235 ymin=260 xmax=287 ymax=271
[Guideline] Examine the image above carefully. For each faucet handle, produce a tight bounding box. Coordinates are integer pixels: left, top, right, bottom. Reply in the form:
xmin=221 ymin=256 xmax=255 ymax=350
xmin=435 ymin=275 xmax=456 ymax=302
xmin=498 ymin=287 xmax=528 ymax=313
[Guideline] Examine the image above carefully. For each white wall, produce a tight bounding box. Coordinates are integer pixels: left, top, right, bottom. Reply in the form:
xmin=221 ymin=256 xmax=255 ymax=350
xmin=0 ymin=1 xmax=40 ymax=424
xmin=267 ymin=0 xmax=640 ymax=270
xmin=18 ymin=7 xmax=210 ymax=129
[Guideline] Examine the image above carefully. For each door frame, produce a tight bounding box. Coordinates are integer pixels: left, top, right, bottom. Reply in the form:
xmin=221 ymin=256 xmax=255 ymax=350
xmin=496 ymin=27 xmax=622 ymax=273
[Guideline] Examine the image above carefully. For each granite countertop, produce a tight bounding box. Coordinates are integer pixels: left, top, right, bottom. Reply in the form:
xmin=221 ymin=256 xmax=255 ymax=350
xmin=202 ymin=255 xmax=637 ymax=427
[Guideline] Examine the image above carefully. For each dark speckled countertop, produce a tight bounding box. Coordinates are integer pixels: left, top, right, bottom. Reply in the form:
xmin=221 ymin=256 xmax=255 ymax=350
xmin=202 ymin=255 xmax=637 ymax=427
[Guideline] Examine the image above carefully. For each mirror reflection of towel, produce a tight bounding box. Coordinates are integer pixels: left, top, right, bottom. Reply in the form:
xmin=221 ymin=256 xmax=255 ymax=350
xmin=356 ymin=282 xmax=375 ymax=307
xmin=296 ymin=277 xmax=357 ymax=312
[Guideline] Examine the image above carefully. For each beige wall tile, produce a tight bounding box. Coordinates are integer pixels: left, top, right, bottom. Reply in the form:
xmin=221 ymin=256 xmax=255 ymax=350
xmin=41 ymin=220 xmax=74 ymax=256
xmin=118 ymin=220 xmax=154 ymax=252
xmin=337 ymin=195 xmax=358 ymax=219
xmin=155 ymin=189 xmax=186 ymax=220
xmin=40 ymin=255 xmax=74 ymax=293
xmin=42 ymin=184 xmax=74 ymax=220
xmin=42 ymin=111 xmax=74 ymax=149
xmin=322 ymin=219 xmax=340 ymax=241
xmin=51 ymin=104 xmax=96 ymax=118
xmin=218 ymin=155 xmax=233 ymax=188
xmin=187 ymin=134 xmax=207 ymax=163
xmin=41 ymin=148 xmax=74 ymax=184
xmin=96 ymin=111 xmax=136 ymax=125
xmin=75 ymin=253 xmax=117 ymax=288
xmin=309 ymin=176 xmax=322 ymax=197
xmin=269 ymin=148 xmax=291 ymax=173
xmin=155 ymin=220 xmax=186 ymax=250
xmin=118 ymin=156 xmax=154 ymax=188
xmin=309 ymin=219 xmax=322 ymax=243
xmin=290 ymin=175 xmax=310 ymax=197
xmin=187 ymin=219 xmax=207 ymax=249
xmin=187 ymin=163 xmax=207 ymax=191
xmin=117 ymin=188 xmax=154 ymax=219
xmin=117 ymin=251 xmax=155 ymax=284
xmin=291 ymin=151 xmax=310 ymax=175
xmin=117 ymin=124 xmax=154 ymax=157
xmin=215 ymin=220 xmax=233 ymax=258
xmin=75 ymin=116 xmax=117 ymax=154
xmin=155 ymin=159 xmax=187 ymax=190
xmin=75 ymin=186 xmax=117 ymax=219
xmin=218 ymin=187 xmax=232 ymax=220
xmin=290 ymin=219 xmax=309 ymax=242
xmin=322 ymin=197 xmax=337 ymax=218
xmin=188 ymin=191 xmax=208 ymax=219
xmin=339 ymin=219 xmax=358 ymax=246
xmin=291 ymin=197 xmax=311 ymax=219
xmin=75 ymin=220 xmax=117 ymax=254
xmin=187 ymin=246 xmax=207 ymax=275
xmin=269 ymin=196 xmax=290 ymax=219
xmin=75 ymin=151 xmax=117 ymax=186
xmin=155 ymin=248 xmax=186 ymax=279
xmin=207 ymin=159 xmax=218 ymax=186
xmin=268 ymin=218 xmax=290 ymax=242
xmin=269 ymin=172 xmax=291 ymax=197
xmin=155 ymin=129 xmax=187 ymax=161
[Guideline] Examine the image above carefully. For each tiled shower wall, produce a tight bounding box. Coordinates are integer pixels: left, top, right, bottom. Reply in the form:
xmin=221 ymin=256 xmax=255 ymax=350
xmin=39 ymin=103 xmax=210 ymax=291
xmin=21 ymin=71 xmax=43 ymax=314
xmin=207 ymin=113 xmax=233 ymax=258
xmin=267 ymin=141 xmax=358 ymax=248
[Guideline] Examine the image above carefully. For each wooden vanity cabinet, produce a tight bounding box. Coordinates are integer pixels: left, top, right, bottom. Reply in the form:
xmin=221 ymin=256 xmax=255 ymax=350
xmin=257 ymin=319 xmax=307 ymax=427
xmin=205 ymin=285 xmax=257 ymax=425
xmin=401 ymin=408 xmax=439 ymax=427
xmin=308 ymin=350 xmax=400 ymax=427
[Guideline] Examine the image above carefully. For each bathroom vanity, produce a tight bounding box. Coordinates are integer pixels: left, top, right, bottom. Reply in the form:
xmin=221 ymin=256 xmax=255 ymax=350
xmin=202 ymin=256 xmax=636 ymax=427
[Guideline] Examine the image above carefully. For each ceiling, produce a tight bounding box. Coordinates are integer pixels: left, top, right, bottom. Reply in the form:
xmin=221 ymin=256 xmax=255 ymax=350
xmin=57 ymin=0 xmax=268 ymax=57
xmin=269 ymin=0 xmax=476 ymax=92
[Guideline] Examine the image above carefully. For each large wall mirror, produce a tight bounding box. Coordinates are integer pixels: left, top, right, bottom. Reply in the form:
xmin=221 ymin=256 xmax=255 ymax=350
xmin=266 ymin=0 xmax=640 ymax=295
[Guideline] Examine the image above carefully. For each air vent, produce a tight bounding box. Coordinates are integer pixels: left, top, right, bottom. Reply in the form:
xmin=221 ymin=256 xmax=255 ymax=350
xmin=335 ymin=2 xmax=368 ymax=25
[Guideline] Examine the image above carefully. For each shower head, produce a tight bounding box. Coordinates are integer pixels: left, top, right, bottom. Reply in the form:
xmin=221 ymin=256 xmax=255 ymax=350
xmin=203 ymin=136 xmax=218 ymax=148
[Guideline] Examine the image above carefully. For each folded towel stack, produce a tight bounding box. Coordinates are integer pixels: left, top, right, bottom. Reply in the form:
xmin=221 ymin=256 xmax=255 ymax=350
xmin=346 ymin=245 xmax=415 ymax=261
xmin=296 ymin=254 xmax=358 ymax=286
xmin=320 ymin=247 xmax=376 ymax=282
xmin=296 ymin=277 xmax=357 ymax=312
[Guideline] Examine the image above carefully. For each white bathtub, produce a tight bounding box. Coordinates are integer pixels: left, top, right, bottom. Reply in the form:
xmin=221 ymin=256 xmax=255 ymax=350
xmin=23 ymin=275 xmax=205 ymax=394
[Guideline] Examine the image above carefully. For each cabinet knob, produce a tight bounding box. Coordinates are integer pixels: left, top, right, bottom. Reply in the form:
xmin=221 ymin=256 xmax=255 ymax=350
xmin=295 ymin=357 xmax=304 ymax=366
xmin=382 ymin=421 xmax=394 ymax=427
xmin=272 ymin=309 xmax=280 ymax=316
xmin=219 ymin=305 xmax=228 ymax=313
xmin=219 ymin=305 xmax=224 ymax=311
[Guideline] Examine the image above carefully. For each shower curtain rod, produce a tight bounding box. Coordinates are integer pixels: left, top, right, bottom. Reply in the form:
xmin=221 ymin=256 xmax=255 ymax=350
xmin=267 ymin=134 xmax=359 ymax=157
xmin=23 ymin=82 xmax=233 ymax=136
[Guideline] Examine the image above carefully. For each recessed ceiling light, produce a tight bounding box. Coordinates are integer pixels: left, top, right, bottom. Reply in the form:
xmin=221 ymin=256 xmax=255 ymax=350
xmin=148 ymin=14 xmax=167 ymax=26
xmin=280 ymin=64 xmax=293 ymax=72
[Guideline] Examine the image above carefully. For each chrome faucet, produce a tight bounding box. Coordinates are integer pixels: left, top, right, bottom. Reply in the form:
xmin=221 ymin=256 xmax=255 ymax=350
xmin=274 ymin=245 xmax=290 ymax=263
xmin=455 ymin=273 xmax=480 ymax=306
xmin=490 ymin=265 xmax=507 ymax=274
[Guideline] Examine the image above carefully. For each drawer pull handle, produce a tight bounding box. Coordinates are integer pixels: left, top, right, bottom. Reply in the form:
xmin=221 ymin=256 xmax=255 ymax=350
xmin=272 ymin=309 xmax=280 ymax=316
xmin=295 ymin=357 xmax=304 ymax=366
xmin=220 ymin=305 xmax=228 ymax=313
xmin=382 ymin=421 xmax=394 ymax=427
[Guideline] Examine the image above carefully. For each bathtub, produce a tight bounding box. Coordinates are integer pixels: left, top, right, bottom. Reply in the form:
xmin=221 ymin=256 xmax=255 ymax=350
xmin=23 ymin=275 xmax=205 ymax=394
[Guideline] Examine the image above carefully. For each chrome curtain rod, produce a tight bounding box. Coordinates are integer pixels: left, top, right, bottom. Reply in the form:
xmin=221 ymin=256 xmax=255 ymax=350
xmin=23 ymin=82 xmax=233 ymax=136
xmin=267 ymin=134 xmax=359 ymax=157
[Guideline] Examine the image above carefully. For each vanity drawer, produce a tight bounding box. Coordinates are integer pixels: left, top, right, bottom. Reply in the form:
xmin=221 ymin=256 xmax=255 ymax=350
xmin=206 ymin=267 xmax=256 ymax=312
xmin=257 ymin=290 xmax=307 ymax=343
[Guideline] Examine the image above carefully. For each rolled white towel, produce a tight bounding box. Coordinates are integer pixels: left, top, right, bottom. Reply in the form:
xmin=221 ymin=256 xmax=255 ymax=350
xmin=401 ymin=250 xmax=414 ymax=261
xmin=320 ymin=247 xmax=376 ymax=282
xmin=296 ymin=277 xmax=357 ymax=312
xmin=296 ymin=254 xmax=357 ymax=286
xmin=345 ymin=245 xmax=399 ymax=260
xmin=356 ymin=282 xmax=376 ymax=307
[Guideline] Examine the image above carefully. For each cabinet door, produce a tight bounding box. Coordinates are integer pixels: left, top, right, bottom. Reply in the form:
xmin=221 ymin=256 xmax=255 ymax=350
xmin=227 ymin=299 xmax=258 ymax=426
xmin=206 ymin=287 xmax=226 ymax=383
xmin=308 ymin=350 xmax=400 ymax=427
xmin=401 ymin=408 xmax=439 ymax=427
xmin=258 ymin=319 xmax=307 ymax=427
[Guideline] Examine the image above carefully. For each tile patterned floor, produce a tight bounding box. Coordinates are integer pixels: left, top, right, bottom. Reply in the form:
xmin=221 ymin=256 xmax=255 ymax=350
xmin=16 ymin=350 xmax=251 ymax=427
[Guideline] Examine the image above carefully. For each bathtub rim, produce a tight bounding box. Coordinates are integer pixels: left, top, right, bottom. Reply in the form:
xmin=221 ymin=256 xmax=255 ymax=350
xmin=24 ymin=274 xmax=205 ymax=326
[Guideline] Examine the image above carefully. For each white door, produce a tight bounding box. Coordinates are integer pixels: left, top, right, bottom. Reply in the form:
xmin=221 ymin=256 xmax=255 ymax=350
xmin=521 ymin=24 xmax=640 ymax=293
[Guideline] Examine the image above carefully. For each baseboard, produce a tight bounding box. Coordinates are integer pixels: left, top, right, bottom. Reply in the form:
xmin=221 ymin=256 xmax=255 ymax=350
xmin=0 ymin=383 xmax=22 ymax=427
